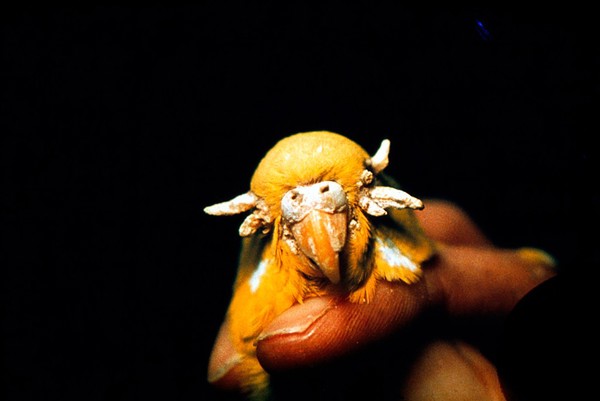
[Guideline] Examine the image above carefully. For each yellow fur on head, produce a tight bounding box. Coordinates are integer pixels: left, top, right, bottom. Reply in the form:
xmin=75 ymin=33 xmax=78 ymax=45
xmin=250 ymin=131 xmax=369 ymax=217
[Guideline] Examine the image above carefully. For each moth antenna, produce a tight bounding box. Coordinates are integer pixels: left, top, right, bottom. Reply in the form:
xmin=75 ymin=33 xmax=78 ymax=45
xmin=204 ymin=191 xmax=259 ymax=216
xmin=238 ymin=198 xmax=272 ymax=237
xmin=359 ymin=186 xmax=423 ymax=217
xmin=367 ymin=139 xmax=390 ymax=174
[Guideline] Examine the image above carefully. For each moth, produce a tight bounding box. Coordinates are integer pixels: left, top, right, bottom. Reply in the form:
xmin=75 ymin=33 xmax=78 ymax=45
xmin=205 ymin=131 xmax=436 ymax=399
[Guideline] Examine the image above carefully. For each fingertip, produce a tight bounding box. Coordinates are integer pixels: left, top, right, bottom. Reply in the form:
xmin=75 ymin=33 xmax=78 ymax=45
xmin=419 ymin=199 xmax=492 ymax=247
xmin=429 ymin=244 xmax=557 ymax=316
xmin=207 ymin=359 xmax=244 ymax=391
xmin=402 ymin=340 xmax=504 ymax=400
xmin=207 ymin=319 xmax=244 ymax=390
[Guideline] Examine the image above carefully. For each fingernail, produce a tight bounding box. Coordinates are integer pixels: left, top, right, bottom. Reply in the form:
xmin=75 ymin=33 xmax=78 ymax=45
xmin=207 ymin=353 xmax=243 ymax=383
xmin=516 ymin=247 xmax=559 ymax=281
xmin=256 ymin=296 xmax=336 ymax=342
xmin=517 ymin=247 xmax=557 ymax=268
xmin=207 ymin=319 xmax=243 ymax=386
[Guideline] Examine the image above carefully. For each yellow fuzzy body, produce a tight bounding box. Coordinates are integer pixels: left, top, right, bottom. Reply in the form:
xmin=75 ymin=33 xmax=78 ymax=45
xmin=214 ymin=131 xmax=436 ymax=400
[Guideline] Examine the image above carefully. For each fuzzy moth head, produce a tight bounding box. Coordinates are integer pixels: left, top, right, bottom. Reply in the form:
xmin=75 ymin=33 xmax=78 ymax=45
xmin=204 ymin=134 xmax=425 ymax=286
xmin=203 ymin=191 xmax=273 ymax=237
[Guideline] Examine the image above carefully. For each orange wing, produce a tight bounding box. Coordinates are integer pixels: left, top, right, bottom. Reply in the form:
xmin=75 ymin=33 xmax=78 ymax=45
xmin=224 ymin=231 xmax=303 ymax=400
xmin=348 ymin=207 xmax=436 ymax=303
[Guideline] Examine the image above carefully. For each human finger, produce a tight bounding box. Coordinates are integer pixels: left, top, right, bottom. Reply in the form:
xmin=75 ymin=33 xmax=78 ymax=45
xmin=417 ymin=199 xmax=492 ymax=247
xmin=401 ymin=340 xmax=505 ymax=401
xmin=207 ymin=318 xmax=245 ymax=391
xmin=256 ymin=244 xmax=556 ymax=371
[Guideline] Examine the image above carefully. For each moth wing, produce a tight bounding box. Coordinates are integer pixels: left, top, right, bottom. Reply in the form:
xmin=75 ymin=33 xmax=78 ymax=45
xmin=347 ymin=207 xmax=436 ymax=304
xmin=369 ymin=172 xmax=436 ymax=284
xmin=384 ymin=207 xmax=437 ymax=266
xmin=375 ymin=172 xmax=437 ymax=269
xmin=231 ymin=234 xmax=270 ymax=290
xmin=371 ymin=213 xmax=431 ymax=285
xmin=222 ymin=234 xmax=298 ymax=399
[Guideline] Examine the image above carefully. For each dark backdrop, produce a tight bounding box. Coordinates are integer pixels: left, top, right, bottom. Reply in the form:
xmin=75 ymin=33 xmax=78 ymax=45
xmin=2 ymin=4 xmax=596 ymax=400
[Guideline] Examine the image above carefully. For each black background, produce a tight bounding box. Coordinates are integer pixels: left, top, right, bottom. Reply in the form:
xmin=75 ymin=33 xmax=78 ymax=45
xmin=2 ymin=4 xmax=597 ymax=400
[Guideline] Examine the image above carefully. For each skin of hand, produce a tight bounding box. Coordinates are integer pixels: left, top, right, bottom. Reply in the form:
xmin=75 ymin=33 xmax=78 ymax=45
xmin=208 ymin=199 xmax=557 ymax=400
